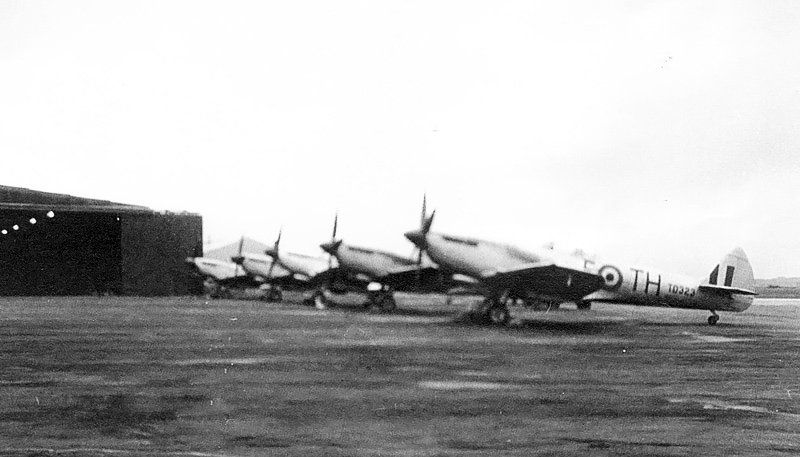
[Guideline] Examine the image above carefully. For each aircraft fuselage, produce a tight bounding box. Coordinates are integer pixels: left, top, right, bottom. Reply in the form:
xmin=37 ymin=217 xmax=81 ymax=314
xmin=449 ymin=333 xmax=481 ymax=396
xmin=333 ymin=243 xmax=415 ymax=281
xmin=186 ymin=257 xmax=243 ymax=281
xmin=274 ymin=252 xmax=328 ymax=279
xmin=420 ymin=232 xmax=752 ymax=313
xmin=238 ymin=253 xmax=291 ymax=279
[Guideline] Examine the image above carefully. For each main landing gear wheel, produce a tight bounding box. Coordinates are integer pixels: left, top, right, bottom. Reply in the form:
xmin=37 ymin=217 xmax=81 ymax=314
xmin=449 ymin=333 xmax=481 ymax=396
xmin=379 ymin=294 xmax=397 ymax=313
xmin=577 ymin=301 xmax=592 ymax=311
xmin=265 ymin=287 xmax=283 ymax=302
xmin=708 ymin=313 xmax=719 ymax=326
xmin=488 ymin=305 xmax=510 ymax=326
xmin=367 ymin=291 xmax=396 ymax=313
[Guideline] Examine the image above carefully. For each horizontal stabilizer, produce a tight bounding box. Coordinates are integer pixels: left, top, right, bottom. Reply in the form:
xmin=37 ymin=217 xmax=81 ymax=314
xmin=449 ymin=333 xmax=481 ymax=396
xmin=698 ymin=284 xmax=757 ymax=296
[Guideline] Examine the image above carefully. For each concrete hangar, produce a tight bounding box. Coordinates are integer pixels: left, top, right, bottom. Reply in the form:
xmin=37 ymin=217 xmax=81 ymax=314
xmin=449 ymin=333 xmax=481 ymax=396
xmin=0 ymin=185 xmax=203 ymax=296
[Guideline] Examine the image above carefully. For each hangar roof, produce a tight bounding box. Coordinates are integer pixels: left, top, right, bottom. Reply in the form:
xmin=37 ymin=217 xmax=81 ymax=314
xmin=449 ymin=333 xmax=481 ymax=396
xmin=0 ymin=185 xmax=158 ymax=214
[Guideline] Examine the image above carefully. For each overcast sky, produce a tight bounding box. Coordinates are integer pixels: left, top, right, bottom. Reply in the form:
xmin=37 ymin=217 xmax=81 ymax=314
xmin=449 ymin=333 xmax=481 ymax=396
xmin=1 ymin=1 xmax=799 ymax=278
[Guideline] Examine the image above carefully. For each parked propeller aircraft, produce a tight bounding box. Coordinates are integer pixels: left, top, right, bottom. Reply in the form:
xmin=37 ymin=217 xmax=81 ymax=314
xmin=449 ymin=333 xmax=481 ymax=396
xmin=230 ymin=251 xmax=297 ymax=301
xmin=264 ymin=229 xmax=329 ymax=281
xmin=261 ymin=227 xmax=362 ymax=308
xmin=404 ymin=201 xmax=755 ymax=326
xmin=318 ymin=210 xmax=466 ymax=311
xmin=184 ymin=256 xmax=260 ymax=298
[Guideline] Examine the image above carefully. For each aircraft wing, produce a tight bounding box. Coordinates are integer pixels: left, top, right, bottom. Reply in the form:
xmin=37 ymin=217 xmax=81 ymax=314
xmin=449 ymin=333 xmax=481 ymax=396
xmin=266 ymin=274 xmax=314 ymax=290
xmin=308 ymin=268 xmax=371 ymax=291
xmin=382 ymin=266 xmax=474 ymax=293
xmin=216 ymin=275 xmax=263 ymax=289
xmin=481 ymin=263 xmax=604 ymax=300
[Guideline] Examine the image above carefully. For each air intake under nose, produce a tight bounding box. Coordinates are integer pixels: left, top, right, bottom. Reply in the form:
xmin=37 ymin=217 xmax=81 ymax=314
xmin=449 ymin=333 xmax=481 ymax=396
xmin=320 ymin=240 xmax=342 ymax=254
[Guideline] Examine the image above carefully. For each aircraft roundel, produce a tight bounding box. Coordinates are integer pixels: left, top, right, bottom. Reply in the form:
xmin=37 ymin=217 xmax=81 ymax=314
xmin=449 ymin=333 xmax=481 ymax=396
xmin=598 ymin=265 xmax=623 ymax=291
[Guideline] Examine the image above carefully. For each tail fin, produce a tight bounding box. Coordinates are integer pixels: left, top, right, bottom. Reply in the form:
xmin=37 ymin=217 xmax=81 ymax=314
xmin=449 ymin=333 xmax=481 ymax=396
xmin=706 ymin=247 xmax=754 ymax=290
xmin=700 ymin=247 xmax=755 ymax=311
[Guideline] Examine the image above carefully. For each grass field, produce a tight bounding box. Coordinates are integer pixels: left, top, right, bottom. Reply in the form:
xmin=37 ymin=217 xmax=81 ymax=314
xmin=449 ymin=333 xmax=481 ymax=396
xmin=1 ymin=294 xmax=799 ymax=456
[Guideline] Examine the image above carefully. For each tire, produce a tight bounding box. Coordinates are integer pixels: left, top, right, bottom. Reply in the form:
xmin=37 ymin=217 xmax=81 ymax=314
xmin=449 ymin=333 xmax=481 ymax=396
xmin=577 ymin=301 xmax=591 ymax=311
xmin=365 ymin=291 xmax=379 ymax=309
xmin=380 ymin=295 xmax=397 ymax=313
xmin=489 ymin=305 xmax=510 ymax=325
xmin=471 ymin=297 xmax=495 ymax=324
xmin=708 ymin=315 xmax=719 ymax=325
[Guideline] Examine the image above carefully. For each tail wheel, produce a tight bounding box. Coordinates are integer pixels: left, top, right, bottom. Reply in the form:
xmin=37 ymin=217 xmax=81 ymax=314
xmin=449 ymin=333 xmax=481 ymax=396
xmin=708 ymin=314 xmax=719 ymax=325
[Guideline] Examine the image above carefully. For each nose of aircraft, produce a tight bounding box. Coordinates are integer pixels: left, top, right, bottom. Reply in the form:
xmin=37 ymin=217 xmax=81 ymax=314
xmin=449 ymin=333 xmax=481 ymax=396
xmin=404 ymin=230 xmax=425 ymax=248
xmin=320 ymin=240 xmax=342 ymax=255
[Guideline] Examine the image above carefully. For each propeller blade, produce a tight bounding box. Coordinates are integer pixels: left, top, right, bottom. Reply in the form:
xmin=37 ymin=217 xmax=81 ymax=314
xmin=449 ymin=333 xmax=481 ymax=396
xmin=328 ymin=213 xmax=338 ymax=269
xmin=420 ymin=194 xmax=427 ymax=229
xmin=266 ymin=257 xmax=276 ymax=282
xmin=235 ymin=235 xmax=245 ymax=275
xmin=423 ymin=209 xmax=436 ymax=234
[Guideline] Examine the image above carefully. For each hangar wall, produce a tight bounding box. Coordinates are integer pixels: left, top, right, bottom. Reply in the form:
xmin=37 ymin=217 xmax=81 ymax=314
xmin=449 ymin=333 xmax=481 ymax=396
xmin=0 ymin=185 xmax=203 ymax=296
xmin=0 ymin=209 xmax=122 ymax=295
xmin=119 ymin=212 xmax=203 ymax=296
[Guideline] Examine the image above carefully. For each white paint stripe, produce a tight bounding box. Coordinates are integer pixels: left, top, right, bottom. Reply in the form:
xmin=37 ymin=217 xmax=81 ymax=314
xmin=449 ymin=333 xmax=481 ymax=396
xmin=668 ymin=398 xmax=800 ymax=419
xmin=419 ymin=380 xmax=523 ymax=390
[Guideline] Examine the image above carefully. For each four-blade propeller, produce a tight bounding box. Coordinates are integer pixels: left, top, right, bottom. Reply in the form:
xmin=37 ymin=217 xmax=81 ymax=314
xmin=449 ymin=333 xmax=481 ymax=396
xmin=405 ymin=194 xmax=436 ymax=267
xmin=319 ymin=213 xmax=340 ymax=269
xmin=230 ymin=235 xmax=246 ymax=275
xmin=265 ymin=227 xmax=282 ymax=281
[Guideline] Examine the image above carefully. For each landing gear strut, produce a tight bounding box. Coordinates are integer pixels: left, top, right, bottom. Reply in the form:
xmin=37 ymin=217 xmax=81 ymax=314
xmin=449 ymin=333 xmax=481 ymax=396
xmin=707 ymin=310 xmax=719 ymax=326
xmin=309 ymin=289 xmax=327 ymax=309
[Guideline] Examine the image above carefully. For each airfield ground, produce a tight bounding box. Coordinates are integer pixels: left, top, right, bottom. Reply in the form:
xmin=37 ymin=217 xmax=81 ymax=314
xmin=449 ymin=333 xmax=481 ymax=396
xmin=0 ymin=294 xmax=799 ymax=456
